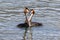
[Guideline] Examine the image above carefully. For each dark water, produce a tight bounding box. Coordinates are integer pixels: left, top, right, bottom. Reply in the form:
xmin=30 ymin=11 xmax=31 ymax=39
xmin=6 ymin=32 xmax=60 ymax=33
xmin=0 ymin=0 xmax=60 ymax=40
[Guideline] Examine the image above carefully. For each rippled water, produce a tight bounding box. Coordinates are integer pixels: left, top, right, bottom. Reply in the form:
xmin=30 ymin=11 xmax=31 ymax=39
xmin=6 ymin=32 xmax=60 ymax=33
xmin=0 ymin=0 xmax=60 ymax=40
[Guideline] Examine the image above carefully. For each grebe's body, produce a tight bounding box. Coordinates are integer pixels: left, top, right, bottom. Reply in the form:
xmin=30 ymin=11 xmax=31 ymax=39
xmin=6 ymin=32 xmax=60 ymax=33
xmin=17 ymin=23 xmax=28 ymax=28
xmin=17 ymin=8 xmax=42 ymax=28
xmin=17 ymin=22 xmax=42 ymax=28
xmin=29 ymin=22 xmax=42 ymax=27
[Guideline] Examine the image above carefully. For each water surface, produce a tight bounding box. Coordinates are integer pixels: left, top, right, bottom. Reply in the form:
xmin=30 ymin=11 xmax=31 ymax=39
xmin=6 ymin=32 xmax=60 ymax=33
xmin=0 ymin=0 xmax=60 ymax=40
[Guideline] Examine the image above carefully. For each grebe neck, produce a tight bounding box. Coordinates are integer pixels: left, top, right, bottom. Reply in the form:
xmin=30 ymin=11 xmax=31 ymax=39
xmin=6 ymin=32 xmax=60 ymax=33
xmin=28 ymin=14 xmax=34 ymax=26
xmin=28 ymin=14 xmax=33 ymax=22
xmin=25 ymin=14 xmax=28 ymax=23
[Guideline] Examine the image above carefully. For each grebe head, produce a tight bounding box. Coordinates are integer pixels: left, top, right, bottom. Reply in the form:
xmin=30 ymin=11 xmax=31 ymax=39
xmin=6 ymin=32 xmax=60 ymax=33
xmin=24 ymin=7 xmax=29 ymax=15
xmin=31 ymin=9 xmax=35 ymax=15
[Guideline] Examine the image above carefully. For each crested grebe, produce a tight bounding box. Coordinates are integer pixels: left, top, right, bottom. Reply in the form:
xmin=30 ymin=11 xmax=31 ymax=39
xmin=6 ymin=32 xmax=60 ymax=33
xmin=17 ymin=8 xmax=42 ymax=28
xmin=28 ymin=9 xmax=42 ymax=27
xmin=24 ymin=7 xmax=29 ymax=23
xmin=17 ymin=7 xmax=29 ymax=28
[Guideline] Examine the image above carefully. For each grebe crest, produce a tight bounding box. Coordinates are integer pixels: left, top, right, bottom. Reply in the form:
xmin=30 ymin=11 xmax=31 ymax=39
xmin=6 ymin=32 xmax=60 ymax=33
xmin=31 ymin=9 xmax=35 ymax=15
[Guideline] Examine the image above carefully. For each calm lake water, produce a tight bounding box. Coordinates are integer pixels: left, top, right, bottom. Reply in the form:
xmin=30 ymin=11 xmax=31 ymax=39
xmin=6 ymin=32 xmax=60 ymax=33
xmin=0 ymin=0 xmax=60 ymax=40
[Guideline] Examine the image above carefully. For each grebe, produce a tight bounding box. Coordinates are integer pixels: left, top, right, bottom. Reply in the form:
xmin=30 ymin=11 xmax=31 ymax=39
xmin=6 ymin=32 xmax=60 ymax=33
xmin=28 ymin=9 xmax=42 ymax=27
xmin=17 ymin=7 xmax=29 ymax=28
xmin=17 ymin=8 xmax=42 ymax=28
xmin=24 ymin=7 xmax=29 ymax=23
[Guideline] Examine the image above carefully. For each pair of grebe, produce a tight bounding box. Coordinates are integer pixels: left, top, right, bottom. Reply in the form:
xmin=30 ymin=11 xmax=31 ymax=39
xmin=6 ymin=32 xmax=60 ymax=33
xmin=17 ymin=7 xmax=42 ymax=28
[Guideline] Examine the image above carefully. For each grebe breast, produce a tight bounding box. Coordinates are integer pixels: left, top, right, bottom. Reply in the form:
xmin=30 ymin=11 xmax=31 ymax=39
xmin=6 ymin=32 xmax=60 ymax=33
xmin=31 ymin=22 xmax=42 ymax=27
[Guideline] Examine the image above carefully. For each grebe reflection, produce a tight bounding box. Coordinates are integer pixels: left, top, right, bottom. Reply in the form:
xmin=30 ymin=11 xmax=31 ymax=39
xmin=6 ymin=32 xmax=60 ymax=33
xmin=17 ymin=8 xmax=42 ymax=28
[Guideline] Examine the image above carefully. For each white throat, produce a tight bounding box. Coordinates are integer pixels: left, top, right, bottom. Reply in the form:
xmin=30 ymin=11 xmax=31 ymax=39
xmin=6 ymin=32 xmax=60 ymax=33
xmin=28 ymin=14 xmax=33 ymax=26
xmin=28 ymin=14 xmax=33 ymax=22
